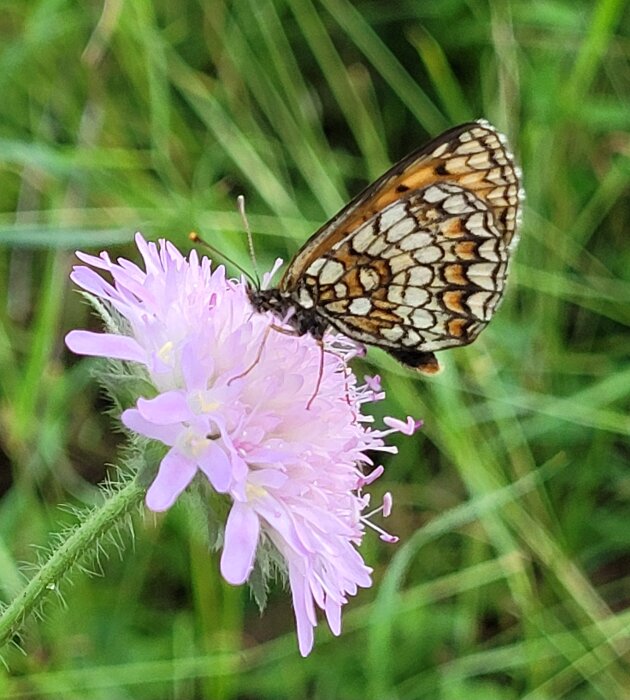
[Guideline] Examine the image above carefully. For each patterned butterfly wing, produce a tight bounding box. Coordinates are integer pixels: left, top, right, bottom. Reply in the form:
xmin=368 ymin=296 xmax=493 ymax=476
xmin=279 ymin=120 xmax=522 ymax=373
xmin=281 ymin=120 xmax=521 ymax=291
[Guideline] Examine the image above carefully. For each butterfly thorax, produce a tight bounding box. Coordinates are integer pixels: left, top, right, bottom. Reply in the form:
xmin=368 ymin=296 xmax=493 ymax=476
xmin=247 ymin=286 xmax=329 ymax=339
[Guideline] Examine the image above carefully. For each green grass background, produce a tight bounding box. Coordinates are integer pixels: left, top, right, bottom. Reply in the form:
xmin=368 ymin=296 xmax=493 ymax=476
xmin=1 ymin=0 xmax=629 ymax=697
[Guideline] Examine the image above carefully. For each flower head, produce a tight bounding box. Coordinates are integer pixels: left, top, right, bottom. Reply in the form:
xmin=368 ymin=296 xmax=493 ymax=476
xmin=66 ymin=233 xmax=420 ymax=656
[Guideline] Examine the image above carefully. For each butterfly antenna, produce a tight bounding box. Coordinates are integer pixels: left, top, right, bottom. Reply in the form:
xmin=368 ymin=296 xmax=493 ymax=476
xmin=237 ymin=195 xmax=261 ymax=288
xmin=188 ymin=231 xmax=256 ymax=285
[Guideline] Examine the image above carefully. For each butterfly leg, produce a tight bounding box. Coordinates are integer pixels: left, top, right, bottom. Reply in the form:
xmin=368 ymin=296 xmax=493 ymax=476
xmin=305 ymin=340 xmax=357 ymax=410
xmin=265 ymin=324 xmax=326 ymax=410
xmin=269 ymin=323 xmax=298 ymax=337
xmin=227 ymin=322 xmax=300 ymax=386
xmin=306 ymin=339 xmax=325 ymax=410
xmin=227 ymin=325 xmax=275 ymax=385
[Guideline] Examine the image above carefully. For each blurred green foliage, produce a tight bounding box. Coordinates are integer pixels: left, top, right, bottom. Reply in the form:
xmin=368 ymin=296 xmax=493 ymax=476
xmin=0 ymin=0 xmax=629 ymax=698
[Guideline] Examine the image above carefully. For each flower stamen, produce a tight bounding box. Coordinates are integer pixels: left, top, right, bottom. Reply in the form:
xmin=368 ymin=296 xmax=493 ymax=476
xmin=361 ymin=492 xmax=398 ymax=543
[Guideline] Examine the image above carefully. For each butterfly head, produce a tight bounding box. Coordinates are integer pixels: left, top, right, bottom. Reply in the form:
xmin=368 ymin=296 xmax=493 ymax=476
xmin=247 ymin=285 xmax=329 ymax=340
xmin=247 ymin=286 xmax=290 ymax=316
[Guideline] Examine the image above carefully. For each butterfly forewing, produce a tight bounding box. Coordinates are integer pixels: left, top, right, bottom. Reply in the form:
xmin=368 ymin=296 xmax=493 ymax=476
xmin=281 ymin=120 xmax=521 ymax=293
xmin=253 ymin=120 xmax=522 ymax=373
xmin=294 ymin=181 xmax=508 ymax=355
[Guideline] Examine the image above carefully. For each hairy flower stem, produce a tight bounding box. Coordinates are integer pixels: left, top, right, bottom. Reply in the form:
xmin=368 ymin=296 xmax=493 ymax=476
xmin=0 ymin=477 xmax=144 ymax=649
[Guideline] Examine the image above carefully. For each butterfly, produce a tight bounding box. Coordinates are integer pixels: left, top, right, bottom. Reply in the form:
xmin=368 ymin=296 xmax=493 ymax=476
xmin=248 ymin=120 xmax=522 ymax=374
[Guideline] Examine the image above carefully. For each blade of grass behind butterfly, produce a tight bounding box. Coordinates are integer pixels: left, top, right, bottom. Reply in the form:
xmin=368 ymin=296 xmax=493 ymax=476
xmin=8 ymin=106 xmax=105 ymax=460
xmin=240 ymin=0 xmax=355 ymax=194
xmin=285 ymin=0 xmax=391 ymax=180
xmin=524 ymin=163 xmax=629 ymax=376
xmin=520 ymin=164 xmax=630 ymax=292
xmin=231 ymin=554 xmax=573 ymax=696
xmin=217 ymin=2 xmax=348 ymax=215
xmin=242 ymin=1 xmax=389 ymax=205
xmin=0 ymin=140 xmax=145 ymax=177
xmin=514 ymin=262 xmax=630 ymax=328
xmin=0 ymin=261 xmax=18 ymax=404
xmin=407 ymin=26 xmax=474 ymax=124
xmin=563 ymin=161 xmax=630 ymax=256
xmin=1 ymin=4 xmax=199 ymax=244
xmin=560 ymin=0 xmax=627 ymax=113
xmin=486 ymin=366 xmax=630 ymax=438
xmin=394 ymin=588 xmax=629 ymax=698
xmin=460 ymin=347 xmax=554 ymax=693
xmin=433 ymin=614 xmax=630 ymax=699
xmin=0 ymin=139 xmax=176 ymax=235
xmin=12 ymin=251 xmax=67 ymax=449
xmin=241 ymin=0 xmax=332 ymax=142
xmin=379 ymin=370 xmax=628 ymax=692
xmin=164 ymin=61 xmax=323 ymax=273
xmin=457 ymin=336 xmax=630 ymax=446
xmin=354 ymin=554 xmax=529 ymax=696
xmin=95 ymin=1 xmax=288 ymax=248
xmin=199 ymin=0 xmax=343 ymax=225
xmin=122 ymin=1 xmax=188 ymax=194
xmin=167 ymin=24 xmax=334 ymax=232
xmin=361 ymin=361 xmax=536 ymax=694
xmin=108 ymin=1 xmax=249 ymax=244
xmin=521 ymin=136 xmax=630 ymax=310
xmin=202 ymin=6 xmax=312 ymax=188
xmin=0 ymin=0 xmax=69 ymax=96
xmin=489 ymin=2 xmax=521 ymax=134
xmin=462 ymin=353 xmax=630 ymax=675
xmin=319 ymin=0 xmax=448 ymax=134
xmin=521 ymin=4 xmax=626 ymax=373
xmin=0 ymin=227 xmax=135 ymax=248
xmin=364 ymin=446 xmax=562 ymax=697
xmin=219 ymin=554 xmax=533 ymax=694
xmin=398 ymin=355 xmax=623 ymax=683
xmin=168 ymin=49 xmax=303 ymax=221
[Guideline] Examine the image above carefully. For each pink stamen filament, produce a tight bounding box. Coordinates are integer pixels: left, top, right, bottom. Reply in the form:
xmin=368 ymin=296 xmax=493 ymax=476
xmin=361 ymin=492 xmax=397 ymax=543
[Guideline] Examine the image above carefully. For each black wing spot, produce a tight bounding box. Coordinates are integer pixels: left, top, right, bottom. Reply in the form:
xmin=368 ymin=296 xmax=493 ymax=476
xmin=434 ymin=163 xmax=448 ymax=176
xmin=396 ymin=184 xmax=410 ymax=193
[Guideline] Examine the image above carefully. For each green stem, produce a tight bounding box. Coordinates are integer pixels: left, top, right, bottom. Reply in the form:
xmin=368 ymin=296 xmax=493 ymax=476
xmin=0 ymin=476 xmax=145 ymax=649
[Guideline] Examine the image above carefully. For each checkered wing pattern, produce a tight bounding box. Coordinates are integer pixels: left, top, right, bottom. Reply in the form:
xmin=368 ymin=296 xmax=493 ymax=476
xmin=279 ymin=120 xmax=523 ymax=373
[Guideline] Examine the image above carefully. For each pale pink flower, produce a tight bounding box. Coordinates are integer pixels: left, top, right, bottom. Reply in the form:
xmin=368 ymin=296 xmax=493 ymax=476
xmin=66 ymin=233 xmax=420 ymax=656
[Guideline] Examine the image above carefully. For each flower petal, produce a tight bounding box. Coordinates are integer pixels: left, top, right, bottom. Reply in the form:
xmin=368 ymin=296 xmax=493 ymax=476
xmin=383 ymin=415 xmax=423 ymax=435
xmin=221 ymin=503 xmax=260 ymax=585
xmin=146 ymin=449 xmax=197 ymax=511
xmin=137 ymin=393 xmax=190 ymax=424
xmin=289 ymin=568 xmax=315 ymax=657
xmin=181 ymin=341 xmax=213 ymax=391
xmin=121 ymin=408 xmax=180 ymax=445
xmin=325 ymin=596 xmax=342 ymax=636
xmin=65 ymin=331 xmax=145 ymax=363
xmin=197 ymin=441 xmax=233 ymax=493
xmin=248 ymin=468 xmax=288 ymax=489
